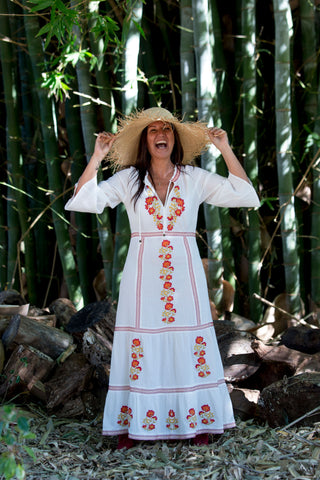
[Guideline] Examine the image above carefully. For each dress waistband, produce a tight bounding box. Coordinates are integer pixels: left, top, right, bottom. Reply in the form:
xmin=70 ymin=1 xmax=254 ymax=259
xmin=131 ymin=232 xmax=196 ymax=238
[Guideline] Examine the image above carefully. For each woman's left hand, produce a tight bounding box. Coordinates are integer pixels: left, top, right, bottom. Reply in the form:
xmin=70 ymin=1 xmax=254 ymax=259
xmin=207 ymin=127 xmax=229 ymax=151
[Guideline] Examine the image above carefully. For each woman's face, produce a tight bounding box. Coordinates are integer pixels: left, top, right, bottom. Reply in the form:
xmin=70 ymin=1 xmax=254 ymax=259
xmin=146 ymin=121 xmax=175 ymax=161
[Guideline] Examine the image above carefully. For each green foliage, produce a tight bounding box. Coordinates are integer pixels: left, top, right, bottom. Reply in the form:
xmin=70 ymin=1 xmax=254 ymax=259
xmin=0 ymin=405 xmax=36 ymax=480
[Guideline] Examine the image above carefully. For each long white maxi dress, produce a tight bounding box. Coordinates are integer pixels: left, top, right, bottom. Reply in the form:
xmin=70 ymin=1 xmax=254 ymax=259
xmin=65 ymin=164 xmax=260 ymax=440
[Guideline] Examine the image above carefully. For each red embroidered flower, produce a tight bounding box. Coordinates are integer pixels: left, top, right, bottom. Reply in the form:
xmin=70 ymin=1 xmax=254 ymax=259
xmin=165 ymin=302 xmax=173 ymax=310
xmin=168 ymin=409 xmax=175 ymax=417
xmin=194 ymin=336 xmax=211 ymax=378
xmin=186 ymin=407 xmax=197 ymax=428
xmin=117 ymin=405 xmax=133 ymax=427
xmin=146 ymin=410 xmax=155 ymax=418
xmin=164 ymin=282 xmax=172 ymax=289
xmin=130 ymin=338 xmax=144 ymax=381
xmin=201 ymin=404 xmax=210 ymax=413
xmin=162 ymin=239 xmax=170 ymax=247
xmin=199 ymin=404 xmax=215 ymax=424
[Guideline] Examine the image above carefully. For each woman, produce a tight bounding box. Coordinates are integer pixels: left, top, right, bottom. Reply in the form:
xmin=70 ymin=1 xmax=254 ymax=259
xmin=65 ymin=107 xmax=260 ymax=448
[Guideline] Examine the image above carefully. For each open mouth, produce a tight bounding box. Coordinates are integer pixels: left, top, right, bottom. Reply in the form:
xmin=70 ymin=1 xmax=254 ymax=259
xmin=156 ymin=140 xmax=167 ymax=149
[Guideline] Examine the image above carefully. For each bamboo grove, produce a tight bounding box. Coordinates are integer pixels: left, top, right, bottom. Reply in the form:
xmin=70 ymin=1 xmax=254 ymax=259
xmin=0 ymin=0 xmax=320 ymax=323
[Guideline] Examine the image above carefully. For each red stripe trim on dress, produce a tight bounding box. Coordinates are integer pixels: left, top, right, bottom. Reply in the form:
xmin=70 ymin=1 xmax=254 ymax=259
xmin=135 ymin=237 xmax=145 ymax=328
xmin=131 ymin=231 xmax=196 ymax=238
xmin=108 ymin=380 xmax=226 ymax=394
xmin=183 ymin=236 xmax=201 ymax=325
xmin=171 ymin=168 xmax=180 ymax=183
xmin=114 ymin=321 xmax=213 ymax=334
xmin=102 ymin=426 xmax=235 ymax=438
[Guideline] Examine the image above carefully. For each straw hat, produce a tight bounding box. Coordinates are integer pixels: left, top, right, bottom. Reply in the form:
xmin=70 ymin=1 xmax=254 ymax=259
xmin=109 ymin=107 xmax=210 ymax=169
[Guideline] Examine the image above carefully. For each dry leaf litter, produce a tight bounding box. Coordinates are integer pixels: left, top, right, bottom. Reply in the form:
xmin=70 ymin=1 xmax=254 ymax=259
xmin=4 ymin=405 xmax=320 ymax=480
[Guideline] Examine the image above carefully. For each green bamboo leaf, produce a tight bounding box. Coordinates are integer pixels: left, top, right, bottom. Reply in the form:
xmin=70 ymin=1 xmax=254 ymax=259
xmin=30 ymin=0 xmax=54 ymax=11
xmin=132 ymin=19 xmax=146 ymax=39
xmin=36 ymin=23 xmax=51 ymax=36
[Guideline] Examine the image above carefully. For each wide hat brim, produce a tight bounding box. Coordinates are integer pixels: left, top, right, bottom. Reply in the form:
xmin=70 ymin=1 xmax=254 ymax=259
xmin=108 ymin=107 xmax=211 ymax=169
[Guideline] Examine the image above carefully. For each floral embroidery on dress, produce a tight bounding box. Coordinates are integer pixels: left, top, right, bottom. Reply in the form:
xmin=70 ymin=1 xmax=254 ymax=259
xmin=145 ymin=187 xmax=163 ymax=230
xmin=159 ymin=239 xmax=176 ymax=323
xmin=194 ymin=336 xmax=211 ymax=377
xmin=167 ymin=186 xmax=185 ymax=231
xmin=145 ymin=185 xmax=185 ymax=231
xmin=129 ymin=338 xmax=144 ymax=381
xmin=117 ymin=405 xmax=133 ymax=427
xmin=186 ymin=408 xmax=197 ymax=429
xmin=142 ymin=409 xmax=158 ymax=430
xmin=166 ymin=409 xmax=179 ymax=430
xmin=145 ymin=184 xmax=185 ymax=324
xmin=199 ymin=404 xmax=215 ymax=424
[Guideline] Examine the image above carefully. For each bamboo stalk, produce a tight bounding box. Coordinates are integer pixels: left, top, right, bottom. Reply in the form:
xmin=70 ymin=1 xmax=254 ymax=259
xmin=241 ymin=0 xmax=262 ymax=322
xmin=0 ymin=0 xmax=38 ymax=302
xmin=70 ymin=0 xmax=115 ymax=299
xmin=180 ymin=0 xmax=196 ymax=120
xmin=192 ymin=0 xmax=224 ymax=307
xmin=273 ymin=0 xmax=301 ymax=315
xmin=22 ymin=1 xmax=83 ymax=308
xmin=112 ymin=0 xmax=143 ymax=300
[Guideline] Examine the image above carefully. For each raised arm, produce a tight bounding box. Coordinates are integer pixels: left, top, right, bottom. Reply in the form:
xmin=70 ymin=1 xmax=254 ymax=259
xmin=74 ymin=132 xmax=116 ymax=195
xmin=207 ymin=127 xmax=250 ymax=183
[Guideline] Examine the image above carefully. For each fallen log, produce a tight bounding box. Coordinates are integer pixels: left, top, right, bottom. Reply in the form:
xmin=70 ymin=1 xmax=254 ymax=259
xmin=257 ymin=372 xmax=320 ymax=427
xmin=228 ymin=385 xmax=260 ymax=420
xmin=251 ymin=339 xmax=320 ymax=374
xmin=217 ymin=330 xmax=261 ymax=382
xmin=66 ymin=301 xmax=115 ymax=343
xmin=49 ymin=298 xmax=77 ymax=328
xmin=45 ymin=353 xmax=93 ymax=410
xmin=0 ymin=344 xmax=54 ymax=398
xmin=280 ymin=325 xmax=320 ymax=354
xmin=2 ymin=314 xmax=74 ymax=360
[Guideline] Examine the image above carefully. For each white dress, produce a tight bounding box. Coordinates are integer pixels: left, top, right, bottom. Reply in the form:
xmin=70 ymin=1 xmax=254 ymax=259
xmin=65 ymin=165 xmax=260 ymax=440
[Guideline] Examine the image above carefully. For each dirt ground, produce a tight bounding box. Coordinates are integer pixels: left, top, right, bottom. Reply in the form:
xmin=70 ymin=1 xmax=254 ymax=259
xmin=11 ymin=405 xmax=320 ymax=480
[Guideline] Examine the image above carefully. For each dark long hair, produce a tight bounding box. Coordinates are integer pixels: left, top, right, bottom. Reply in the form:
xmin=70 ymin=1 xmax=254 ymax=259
xmin=131 ymin=124 xmax=184 ymax=207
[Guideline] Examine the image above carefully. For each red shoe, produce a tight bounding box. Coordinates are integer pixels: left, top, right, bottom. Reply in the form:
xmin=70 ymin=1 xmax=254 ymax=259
xmin=193 ymin=433 xmax=209 ymax=446
xmin=117 ymin=433 xmax=135 ymax=450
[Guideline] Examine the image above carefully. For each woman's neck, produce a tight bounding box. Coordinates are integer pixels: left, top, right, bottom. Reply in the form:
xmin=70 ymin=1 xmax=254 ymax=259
xmin=149 ymin=159 xmax=174 ymax=177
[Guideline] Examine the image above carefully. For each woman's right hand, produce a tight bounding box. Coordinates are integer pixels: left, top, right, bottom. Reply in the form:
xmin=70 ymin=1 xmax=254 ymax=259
xmin=92 ymin=132 xmax=116 ymax=164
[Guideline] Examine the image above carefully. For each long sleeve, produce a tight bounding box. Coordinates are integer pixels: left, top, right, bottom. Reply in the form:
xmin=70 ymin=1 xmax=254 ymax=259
xmin=194 ymin=168 xmax=260 ymax=208
xmin=65 ymin=167 xmax=135 ymax=214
